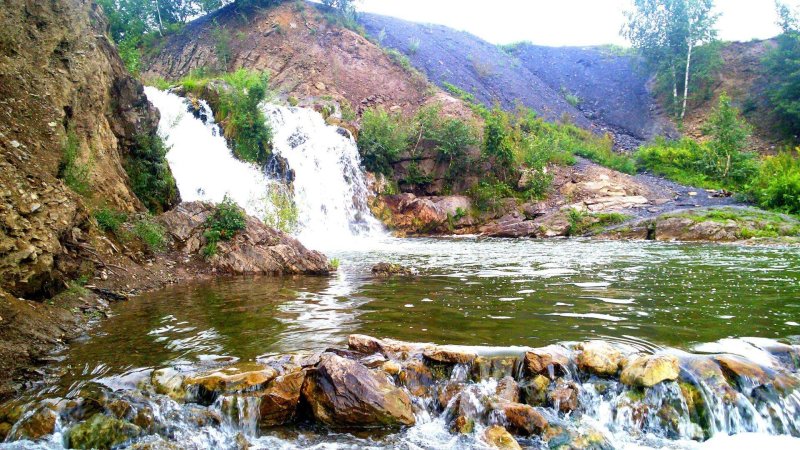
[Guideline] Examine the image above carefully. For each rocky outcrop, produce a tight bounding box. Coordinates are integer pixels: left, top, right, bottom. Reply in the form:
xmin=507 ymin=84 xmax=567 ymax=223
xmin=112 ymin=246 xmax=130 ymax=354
xmin=375 ymin=193 xmax=475 ymax=235
xmin=302 ymin=353 xmax=416 ymax=428
xmin=159 ymin=202 xmax=331 ymax=275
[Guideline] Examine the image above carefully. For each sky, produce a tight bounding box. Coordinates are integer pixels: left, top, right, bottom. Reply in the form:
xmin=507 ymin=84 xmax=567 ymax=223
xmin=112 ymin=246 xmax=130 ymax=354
xmin=358 ymin=0 xmax=793 ymax=47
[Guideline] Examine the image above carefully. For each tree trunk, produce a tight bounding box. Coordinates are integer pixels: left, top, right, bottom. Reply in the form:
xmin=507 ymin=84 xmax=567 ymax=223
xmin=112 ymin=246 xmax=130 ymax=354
xmin=671 ymin=62 xmax=679 ymax=116
xmin=154 ymin=0 xmax=164 ymax=36
xmin=680 ymin=41 xmax=694 ymax=120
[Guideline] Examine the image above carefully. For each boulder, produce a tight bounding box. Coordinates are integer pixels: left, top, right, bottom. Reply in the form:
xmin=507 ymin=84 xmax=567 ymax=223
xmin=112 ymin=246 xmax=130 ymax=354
xmin=9 ymin=405 xmax=57 ymax=441
xmin=258 ymin=370 xmax=305 ymax=427
xmin=577 ymin=341 xmax=623 ymax=377
xmin=522 ymin=374 xmax=551 ymax=406
xmin=371 ymin=262 xmax=416 ymax=276
xmin=184 ymin=362 xmax=277 ymax=403
xmin=151 ymin=368 xmax=186 ymax=401
xmin=159 ymin=202 xmax=331 ymax=275
xmin=502 ymin=403 xmax=548 ymax=436
xmin=549 ymin=382 xmax=579 ymax=412
xmin=398 ymin=359 xmax=434 ymax=397
xmin=301 ymin=353 xmax=415 ymax=428
xmin=714 ymin=355 xmax=769 ymax=386
xmin=67 ymin=414 xmax=141 ymax=449
xmin=423 ymin=345 xmax=478 ymax=365
xmin=483 ymin=425 xmax=522 ymax=450
xmin=524 ymin=346 xmax=571 ymax=379
xmin=620 ymin=354 xmax=680 ymax=387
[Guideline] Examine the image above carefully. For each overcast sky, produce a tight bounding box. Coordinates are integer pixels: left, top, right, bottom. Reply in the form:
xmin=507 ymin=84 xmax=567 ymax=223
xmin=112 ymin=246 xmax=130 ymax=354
xmin=358 ymin=0 xmax=794 ymax=47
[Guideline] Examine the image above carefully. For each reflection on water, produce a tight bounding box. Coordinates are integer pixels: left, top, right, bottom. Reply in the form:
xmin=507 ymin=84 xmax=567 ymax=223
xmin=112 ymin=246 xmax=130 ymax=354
xmin=56 ymin=237 xmax=800 ymax=387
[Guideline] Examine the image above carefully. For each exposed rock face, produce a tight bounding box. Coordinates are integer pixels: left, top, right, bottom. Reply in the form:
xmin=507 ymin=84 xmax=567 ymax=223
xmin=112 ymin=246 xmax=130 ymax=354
xmin=301 ymin=353 xmax=416 ymax=428
xmin=159 ymin=202 xmax=331 ymax=275
xmin=620 ymin=355 xmax=680 ymax=388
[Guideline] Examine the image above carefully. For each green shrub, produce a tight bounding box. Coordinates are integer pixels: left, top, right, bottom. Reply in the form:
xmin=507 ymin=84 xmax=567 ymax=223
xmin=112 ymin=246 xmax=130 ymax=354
xmin=180 ymin=69 xmax=273 ymax=165
xmin=468 ymin=181 xmax=515 ymax=213
xmin=203 ymin=195 xmax=247 ymax=257
xmin=748 ymin=149 xmax=800 ymax=215
xmin=133 ymin=216 xmax=167 ymax=253
xmin=58 ymin=129 xmax=91 ymax=196
xmin=212 ymin=21 xmax=232 ymax=70
xmin=263 ymin=185 xmax=299 ymax=233
xmin=562 ymin=88 xmax=580 ymax=107
xmin=94 ymin=208 xmax=127 ymax=233
xmin=118 ymin=37 xmax=141 ymax=76
xmin=329 ymin=258 xmax=341 ymax=270
xmin=408 ymin=37 xmax=420 ymax=54
xmin=402 ymin=162 xmax=434 ymax=188
xmin=125 ymin=133 xmax=177 ymax=213
xmin=483 ymin=108 xmax=516 ymax=180
xmin=358 ymin=108 xmax=411 ymax=175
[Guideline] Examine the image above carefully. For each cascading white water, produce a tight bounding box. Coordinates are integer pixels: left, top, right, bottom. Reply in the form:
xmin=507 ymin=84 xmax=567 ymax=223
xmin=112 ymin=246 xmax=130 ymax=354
xmin=145 ymin=88 xmax=383 ymax=251
xmin=145 ymin=87 xmax=276 ymax=219
xmin=262 ymin=104 xmax=384 ymax=250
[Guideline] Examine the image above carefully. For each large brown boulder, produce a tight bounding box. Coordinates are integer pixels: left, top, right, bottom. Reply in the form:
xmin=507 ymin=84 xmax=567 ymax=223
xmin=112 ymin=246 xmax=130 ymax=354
xmin=258 ymin=370 xmax=305 ymax=427
xmin=620 ymin=354 xmax=680 ymax=387
xmin=577 ymin=341 xmax=623 ymax=377
xmin=301 ymin=353 xmax=416 ymax=428
xmin=159 ymin=202 xmax=331 ymax=275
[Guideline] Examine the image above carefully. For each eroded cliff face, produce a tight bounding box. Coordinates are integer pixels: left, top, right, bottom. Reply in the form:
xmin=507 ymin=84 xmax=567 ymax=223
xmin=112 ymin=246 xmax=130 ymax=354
xmin=0 ymin=0 xmax=172 ymax=299
xmin=0 ymin=0 xmax=176 ymax=398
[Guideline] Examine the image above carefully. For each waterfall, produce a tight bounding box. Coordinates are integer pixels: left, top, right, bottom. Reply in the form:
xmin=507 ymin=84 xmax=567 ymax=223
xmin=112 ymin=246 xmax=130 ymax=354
xmin=144 ymin=87 xmax=275 ymax=219
xmin=145 ymin=88 xmax=383 ymax=251
xmin=262 ymin=104 xmax=384 ymax=250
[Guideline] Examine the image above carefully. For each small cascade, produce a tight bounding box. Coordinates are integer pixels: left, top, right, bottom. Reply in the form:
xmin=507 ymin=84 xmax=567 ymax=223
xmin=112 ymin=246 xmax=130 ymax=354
xmin=262 ymin=104 xmax=384 ymax=249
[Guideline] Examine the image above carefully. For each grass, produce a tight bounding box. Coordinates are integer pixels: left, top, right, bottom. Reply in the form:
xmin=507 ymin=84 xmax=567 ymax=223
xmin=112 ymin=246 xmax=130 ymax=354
xmin=329 ymin=258 xmax=341 ymax=270
xmin=58 ymin=129 xmax=91 ymax=196
xmin=665 ymin=207 xmax=800 ymax=239
xmin=567 ymin=209 xmax=630 ymax=236
xmin=94 ymin=208 xmax=127 ymax=233
xmin=133 ymin=216 xmax=167 ymax=253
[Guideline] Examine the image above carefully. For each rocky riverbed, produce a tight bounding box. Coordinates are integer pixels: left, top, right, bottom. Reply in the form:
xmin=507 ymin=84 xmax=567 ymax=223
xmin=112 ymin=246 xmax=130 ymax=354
xmin=2 ymin=334 xmax=798 ymax=448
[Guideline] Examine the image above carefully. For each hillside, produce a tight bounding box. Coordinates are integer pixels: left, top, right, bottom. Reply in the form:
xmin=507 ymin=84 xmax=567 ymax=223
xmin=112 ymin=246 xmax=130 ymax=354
xmin=358 ymin=13 xmax=676 ymax=151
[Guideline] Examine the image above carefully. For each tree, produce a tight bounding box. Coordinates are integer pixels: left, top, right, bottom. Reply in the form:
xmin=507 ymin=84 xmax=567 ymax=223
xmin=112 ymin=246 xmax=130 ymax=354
xmin=322 ymin=0 xmax=358 ymax=19
xmin=702 ymin=93 xmax=754 ymax=182
xmin=622 ymin=0 xmax=718 ymax=120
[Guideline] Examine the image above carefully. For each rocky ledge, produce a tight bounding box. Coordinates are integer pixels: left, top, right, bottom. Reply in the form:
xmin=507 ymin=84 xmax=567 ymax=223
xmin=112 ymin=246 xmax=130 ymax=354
xmin=3 ymin=335 xmax=798 ymax=448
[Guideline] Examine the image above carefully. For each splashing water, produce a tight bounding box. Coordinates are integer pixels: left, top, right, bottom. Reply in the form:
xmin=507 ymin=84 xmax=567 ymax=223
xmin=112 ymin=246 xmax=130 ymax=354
xmin=145 ymin=87 xmax=278 ymax=219
xmin=262 ymin=104 xmax=384 ymax=250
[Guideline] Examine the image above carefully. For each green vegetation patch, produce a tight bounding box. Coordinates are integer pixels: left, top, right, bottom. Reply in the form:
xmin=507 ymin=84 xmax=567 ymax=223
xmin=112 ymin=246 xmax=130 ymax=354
xmin=203 ymin=196 xmax=247 ymax=257
xmin=567 ymin=209 xmax=630 ymax=236
xmin=664 ymin=207 xmax=800 ymax=239
xmin=179 ymin=68 xmax=273 ymax=165
xmin=133 ymin=216 xmax=167 ymax=253
xmin=58 ymin=129 xmax=91 ymax=196
xmin=125 ymin=133 xmax=178 ymax=213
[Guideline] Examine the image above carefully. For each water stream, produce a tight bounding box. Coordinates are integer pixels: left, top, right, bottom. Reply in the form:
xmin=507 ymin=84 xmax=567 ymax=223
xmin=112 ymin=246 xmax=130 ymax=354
xmin=2 ymin=91 xmax=799 ymax=449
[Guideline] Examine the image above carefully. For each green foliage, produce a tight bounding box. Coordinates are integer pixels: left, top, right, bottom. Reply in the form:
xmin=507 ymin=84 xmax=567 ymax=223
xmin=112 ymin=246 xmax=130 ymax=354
xmin=58 ymin=129 xmax=91 ymax=196
xmin=483 ymin=108 xmax=516 ymax=180
xmin=341 ymin=101 xmax=356 ymax=122
xmin=385 ymin=48 xmax=414 ymax=72
xmin=181 ymin=69 xmax=273 ymax=164
xmin=203 ymin=195 xmax=247 ymax=257
xmin=358 ymin=108 xmax=412 ymax=175
xmin=567 ymin=209 xmax=630 ymax=236
xmin=118 ymin=37 xmax=142 ymax=76
xmin=125 ymin=133 xmax=178 ymax=213
xmin=748 ymin=149 xmax=800 ymax=215
xmin=329 ymin=258 xmax=341 ymax=270
xmin=468 ymin=180 xmax=515 ymax=213
xmin=562 ymin=88 xmax=580 ymax=107
xmin=263 ymin=185 xmax=299 ymax=233
xmin=133 ymin=216 xmax=167 ymax=253
xmin=408 ymin=37 xmax=421 ymax=54
xmin=94 ymin=208 xmax=128 ymax=233
xmin=637 ymin=95 xmax=757 ymax=190
xmin=402 ymin=162 xmax=434 ymax=188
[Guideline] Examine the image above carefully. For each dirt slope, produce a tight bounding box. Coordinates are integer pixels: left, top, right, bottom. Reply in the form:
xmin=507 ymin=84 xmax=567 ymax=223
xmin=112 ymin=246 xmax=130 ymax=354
xmin=143 ymin=2 xmax=472 ymax=120
xmin=358 ymin=13 xmax=674 ymax=150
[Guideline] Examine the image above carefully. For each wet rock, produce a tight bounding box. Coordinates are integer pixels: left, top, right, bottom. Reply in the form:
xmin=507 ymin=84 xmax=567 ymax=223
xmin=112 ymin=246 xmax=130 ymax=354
xmin=151 ymin=368 xmax=186 ymax=401
xmin=549 ymin=381 xmax=579 ymax=413
xmin=347 ymin=334 xmax=433 ymax=359
xmin=371 ymin=262 xmax=416 ymax=276
xmin=259 ymin=370 xmax=305 ymax=427
xmin=714 ymin=355 xmax=769 ymax=386
xmin=501 ymin=403 xmax=548 ymax=436
xmin=521 ymin=374 xmax=551 ymax=406
xmin=381 ymin=360 xmax=402 ymax=375
xmin=452 ymin=415 xmax=474 ymax=434
xmin=471 ymin=355 xmax=519 ymax=381
xmin=348 ymin=334 xmax=383 ymax=354
xmin=185 ymin=362 xmax=277 ymax=404
xmin=9 ymin=405 xmax=57 ymax=441
xmin=483 ymin=425 xmax=522 ymax=450
xmin=398 ymin=359 xmax=434 ymax=397
xmin=495 ymin=376 xmax=520 ymax=403
xmin=577 ymin=341 xmax=623 ymax=377
xmin=437 ymin=382 xmax=464 ymax=409
xmin=524 ymin=346 xmax=570 ymax=379
xmin=620 ymin=354 xmax=680 ymax=387
xmin=423 ymin=345 xmax=478 ymax=365
xmin=67 ymin=414 xmax=141 ymax=449
xmin=301 ymin=353 xmax=415 ymax=428
xmin=680 ymin=356 xmax=737 ymax=405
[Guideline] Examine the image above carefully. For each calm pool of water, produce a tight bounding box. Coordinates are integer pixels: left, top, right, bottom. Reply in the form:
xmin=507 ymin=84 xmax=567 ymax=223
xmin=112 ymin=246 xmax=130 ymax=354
xmin=57 ymin=237 xmax=800 ymax=383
